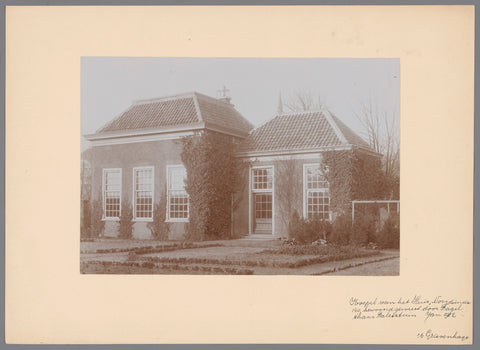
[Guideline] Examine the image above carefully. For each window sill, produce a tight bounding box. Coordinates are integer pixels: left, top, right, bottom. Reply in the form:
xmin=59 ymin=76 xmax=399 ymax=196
xmin=165 ymin=219 xmax=189 ymax=223
xmin=102 ymin=218 xmax=120 ymax=222
xmin=133 ymin=218 xmax=153 ymax=223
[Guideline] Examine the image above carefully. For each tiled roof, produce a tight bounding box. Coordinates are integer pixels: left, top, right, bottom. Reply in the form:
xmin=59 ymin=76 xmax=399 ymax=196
xmin=238 ymin=110 xmax=371 ymax=155
xmin=95 ymin=92 xmax=253 ymax=137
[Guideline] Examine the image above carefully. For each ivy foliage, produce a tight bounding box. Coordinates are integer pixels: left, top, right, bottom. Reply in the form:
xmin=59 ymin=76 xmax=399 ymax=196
xmin=181 ymin=131 xmax=248 ymax=241
xmin=322 ymin=148 xmax=389 ymax=215
xmin=118 ymin=199 xmax=134 ymax=239
xmin=147 ymin=192 xmax=170 ymax=240
xmin=89 ymin=199 xmax=104 ymax=238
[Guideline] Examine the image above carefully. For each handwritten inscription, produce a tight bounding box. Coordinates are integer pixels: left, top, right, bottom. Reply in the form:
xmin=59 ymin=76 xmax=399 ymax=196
xmin=349 ymin=295 xmax=470 ymax=322
xmin=417 ymin=329 xmax=469 ymax=342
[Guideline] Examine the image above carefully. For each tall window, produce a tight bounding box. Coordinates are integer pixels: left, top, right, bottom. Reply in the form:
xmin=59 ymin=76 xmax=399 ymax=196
xmin=133 ymin=167 xmax=153 ymax=220
xmin=304 ymin=164 xmax=330 ymax=220
xmin=167 ymin=165 xmax=189 ymax=221
xmin=252 ymin=167 xmax=273 ymax=190
xmin=103 ymin=168 xmax=121 ymax=219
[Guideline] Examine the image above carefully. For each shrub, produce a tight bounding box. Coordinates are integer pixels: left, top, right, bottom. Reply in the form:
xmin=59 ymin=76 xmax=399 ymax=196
xmin=352 ymin=212 xmax=378 ymax=245
xmin=118 ymin=200 xmax=134 ymax=239
xmin=329 ymin=213 xmax=352 ymax=245
xmin=377 ymin=213 xmax=400 ymax=249
xmin=288 ymin=210 xmax=332 ymax=244
xmin=81 ymin=200 xmax=91 ymax=239
xmin=288 ymin=210 xmax=302 ymax=240
xmin=89 ymin=199 xmax=104 ymax=238
xmin=147 ymin=195 xmax=170 ymax=240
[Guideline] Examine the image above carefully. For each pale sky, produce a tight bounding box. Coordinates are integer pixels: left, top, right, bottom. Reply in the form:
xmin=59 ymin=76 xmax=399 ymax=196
xmin=81 ymin=57 xmax=399 ymax=150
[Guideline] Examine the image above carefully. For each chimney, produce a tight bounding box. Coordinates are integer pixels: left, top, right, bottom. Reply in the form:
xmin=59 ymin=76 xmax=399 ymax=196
xmin=216 ymin=85 xmax=232 ymax=105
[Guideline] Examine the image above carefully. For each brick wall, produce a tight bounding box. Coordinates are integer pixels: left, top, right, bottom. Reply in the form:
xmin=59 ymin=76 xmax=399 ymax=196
xmin=89 ymin=139 xmax=187 ymax=240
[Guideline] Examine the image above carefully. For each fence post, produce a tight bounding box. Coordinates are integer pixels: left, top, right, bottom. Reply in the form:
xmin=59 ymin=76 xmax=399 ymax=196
xmin=351 ymin=201 xmax=355 ymax=224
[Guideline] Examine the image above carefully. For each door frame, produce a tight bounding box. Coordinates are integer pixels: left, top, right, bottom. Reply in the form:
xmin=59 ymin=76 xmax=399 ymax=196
xmin=248 ymin=165 xmax=275 ymax=235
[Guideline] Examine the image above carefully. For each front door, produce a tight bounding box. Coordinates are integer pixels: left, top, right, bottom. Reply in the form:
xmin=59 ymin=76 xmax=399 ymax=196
xmin=254 ymin=193 xmax=272 ymax=234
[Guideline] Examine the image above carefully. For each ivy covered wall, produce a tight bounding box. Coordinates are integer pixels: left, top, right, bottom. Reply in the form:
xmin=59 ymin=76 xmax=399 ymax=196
xmin=181 ymin=131 xmax=249 ymax=241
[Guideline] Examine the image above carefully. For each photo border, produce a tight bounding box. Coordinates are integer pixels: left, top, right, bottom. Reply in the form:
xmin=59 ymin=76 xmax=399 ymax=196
xmin=1 ymin=0 xmax=478 ymax=349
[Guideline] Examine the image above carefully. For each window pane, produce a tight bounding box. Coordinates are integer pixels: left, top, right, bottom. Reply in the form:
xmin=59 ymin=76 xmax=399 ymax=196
xmin=134 ymin=168 xmax=153 ymax=219
xmin=306 ymin=190 xmax=330 ymax=220
xmin=306 ymin=164 xmax=328 ymax=190
xmin=253 ymin=168 xmax=273 ymax=190
xmin=168 ymin=166 xmax=189 ymax=220
xmin=103 ymin=169 xmax=121 ymax=218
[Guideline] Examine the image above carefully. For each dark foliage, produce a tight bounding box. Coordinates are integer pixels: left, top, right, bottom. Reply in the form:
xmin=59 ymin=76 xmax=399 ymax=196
xmin=322 ymin=149 xmax=393 ymax=216
xmin=288 ymin=210 xmax=332 ymax=244
xmin=352 ymin=211 xmax=378 ymax=245
xmin=118 ymin=200 xmax=134 ymax=239
xmin=377 ymin=213 xmax=400 ymax=249
xmin=81 ymin=200 xmax=91 ymax=239
xmin=89 ymin=199 xmax=104 ymax=238
xmin=147 ymin=193 xmax=170 ymax=240
xmin=328 ymin=213 xmax=352 ymax=245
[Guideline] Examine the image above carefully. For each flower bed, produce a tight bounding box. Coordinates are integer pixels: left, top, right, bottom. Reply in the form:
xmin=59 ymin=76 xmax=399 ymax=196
xmin=80 ymin=260 xmax=254 ymax=275
xmin=140 ymin=248 xmax=379 ymax=269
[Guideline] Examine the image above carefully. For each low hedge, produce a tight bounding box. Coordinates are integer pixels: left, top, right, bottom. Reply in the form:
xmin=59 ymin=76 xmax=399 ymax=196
xmin=81 ymin=260 xmax=254 ymax=275
xmin=82 ymin=242 xmax=221 ymax=255
xmin=141 ymin=248 xmax=379 ymax=269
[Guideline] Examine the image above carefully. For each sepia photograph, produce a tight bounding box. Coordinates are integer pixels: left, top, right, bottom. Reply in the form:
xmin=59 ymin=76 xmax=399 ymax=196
xmin=80 ymin=57 xmax=400 ymax=275
xmin=6 ymin=4 xmax=475 ymax=345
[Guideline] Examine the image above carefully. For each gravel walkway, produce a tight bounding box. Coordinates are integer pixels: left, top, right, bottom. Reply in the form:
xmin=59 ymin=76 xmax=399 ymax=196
xmin=324 ymin=257 xmax=400 ymax=276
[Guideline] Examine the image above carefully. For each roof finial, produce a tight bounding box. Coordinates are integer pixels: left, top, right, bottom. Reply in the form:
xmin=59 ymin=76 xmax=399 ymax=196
xmin=216 ymin=85 xmax=231 ymax=104
xmin=277 ymin=91 xmax=284 ymax=115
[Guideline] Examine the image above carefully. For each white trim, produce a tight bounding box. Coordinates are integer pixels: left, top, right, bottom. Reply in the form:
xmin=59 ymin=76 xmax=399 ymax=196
xmin=87 ymin=130 xmax=196 ymax=147
xmin=166 ymin=164 xmax=189 ymax=222
xmin=236 ymin=145 xmax=354 ymax=159
xmin=87 ymin=126 xmax=248 ymax=147
xmin=351 ymin=200 xmax=400 ymax=222
xmin=86 ymin=125 xmax=199 ymax=140
xmin=245 ymin=153 xmax=324 ymax=162
xmin=352 ymin=200 xmax=401 ymax=204
xmin=323 ymin=109 xmax=348 ymax=144
xmin=102 ymin=168 xmax=122 ymax=220
xmin=248 ymin=165 xmax=252 ymax=235
xmin=132 ymin=166 xmax=154 ymax=222
xmin=249 ymin=165 xmax=275 ymax=235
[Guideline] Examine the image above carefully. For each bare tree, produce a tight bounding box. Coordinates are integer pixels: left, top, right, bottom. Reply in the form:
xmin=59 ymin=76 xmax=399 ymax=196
xmin=283 ymin=89 xmax=324 ymax=113
xmin=355 ymin=99 xmax=400 ymax=179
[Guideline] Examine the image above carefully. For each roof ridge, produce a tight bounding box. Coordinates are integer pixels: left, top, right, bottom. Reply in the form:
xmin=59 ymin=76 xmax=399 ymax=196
xmin=276 ymin=109 xmax=324 ymax=117
xmin=323 ymin=109 xmax=348 ymax=145
xmin=194 ymin=91 xmax=236 ymax=106
xmin=329 ymin=111 xmax=370 ymax=147
xmin=133 ymin=92 xmax=196 ymax=105
xmin=248 ymin=110 xmax=325 ymax=135
xmin=192 ymin=93 xmax=204 ymax=122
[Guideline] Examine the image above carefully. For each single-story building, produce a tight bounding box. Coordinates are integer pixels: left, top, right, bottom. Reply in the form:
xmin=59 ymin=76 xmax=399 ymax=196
xmin=84 ymin=91 xmax=380 ymax=240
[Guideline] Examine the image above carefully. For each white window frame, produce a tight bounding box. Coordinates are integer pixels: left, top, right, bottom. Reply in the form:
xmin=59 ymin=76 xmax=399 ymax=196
xmin=102 ymin=168 xmax=122 ymax=221
xmin=132 ymin=166 xmax=154 ymax=222
xmin=251 ymin=166 xmax=274 ymax=193
xmin=166 ymin=164 xmax=189 ymax=222
xmin=303 ymin=163 xmax=331 ymax=221
xmin=249 ymin=165 xmax=275 ymax=235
